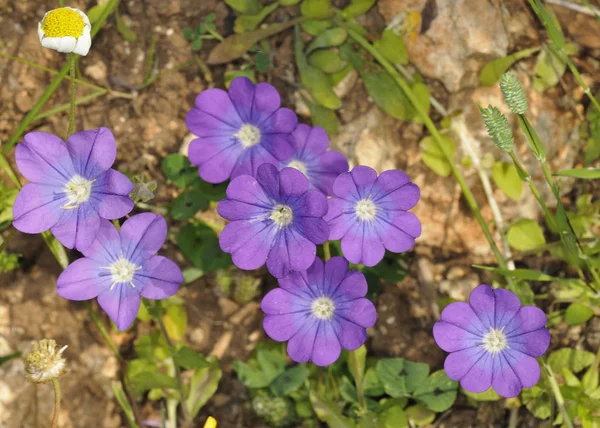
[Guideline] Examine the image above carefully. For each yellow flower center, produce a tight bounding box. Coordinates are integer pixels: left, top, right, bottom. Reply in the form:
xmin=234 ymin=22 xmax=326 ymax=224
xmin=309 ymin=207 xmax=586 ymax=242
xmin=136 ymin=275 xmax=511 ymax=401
xmin=41 ymin=8 xmax=85 ymax=38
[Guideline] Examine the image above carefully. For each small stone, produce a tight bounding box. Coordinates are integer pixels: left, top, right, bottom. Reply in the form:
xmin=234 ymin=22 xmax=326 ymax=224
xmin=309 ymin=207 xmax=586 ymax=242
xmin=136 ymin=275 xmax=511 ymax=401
xmin=218 ymin=297 xmax=239 ymax=318
xmin=84 ymin=62 xmax=108 ymax=83
xmin=14 ymin=91 xmax=33 ymax=112
xmin=190 ymin=327 xmax=206 ymax=346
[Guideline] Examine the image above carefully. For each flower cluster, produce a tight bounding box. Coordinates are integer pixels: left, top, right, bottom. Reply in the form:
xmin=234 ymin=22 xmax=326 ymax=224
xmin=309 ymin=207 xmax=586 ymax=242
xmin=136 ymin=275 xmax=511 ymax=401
xmin=12 ymin=129 xmax=183 ymax=331
xmin=188 ymin=77 xmax=421 ymax=364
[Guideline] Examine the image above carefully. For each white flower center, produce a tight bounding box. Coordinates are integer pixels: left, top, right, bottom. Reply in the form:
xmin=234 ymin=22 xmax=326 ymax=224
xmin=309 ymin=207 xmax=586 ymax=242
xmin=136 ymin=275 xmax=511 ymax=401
xmin=311 ymin=296 xmax=336 ymax=320
xmin=270 ymin=204 xmax=293 ymax=227
xmin=481 ymin=327 xmax=509 ymax=355
xmin=62 ymin=174 xmax=94 ymax=209
xmin=287 ymin=159 xmax=308 ymax=176
xmin=103 ymin=255 xmax=141 ymax=291
xmin=355 ymin=198 xmax=377 ymax=221
xmin=235 ymin=124 xmax=261 ymax=148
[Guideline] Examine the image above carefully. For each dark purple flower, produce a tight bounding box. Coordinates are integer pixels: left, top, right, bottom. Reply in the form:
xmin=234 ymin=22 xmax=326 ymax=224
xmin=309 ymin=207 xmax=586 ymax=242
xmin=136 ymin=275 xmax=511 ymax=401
xmin=433 ymin=284 xmax=550 ymax=398
xmin=324 ymin=165 xmax=421 ymax=267
xmin=218 ymin=163 xmax=329 ymax=278
xmin=12 ymin=128 xmax=134 ymax=251
xmin=261 ymin=256 xmax=376 ymax=366
xmin=57 ymin=214 xmax=183 ymax=331
xmin=279 ymin=124 xmax=348 ymax=196
xmin=186 ymin=77 xmax=298 ymax=184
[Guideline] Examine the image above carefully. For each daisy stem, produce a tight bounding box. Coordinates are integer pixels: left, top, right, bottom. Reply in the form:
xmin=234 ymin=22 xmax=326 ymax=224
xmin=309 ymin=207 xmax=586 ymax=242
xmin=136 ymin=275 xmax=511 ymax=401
xmin=343 ymin=27 xmax=512 ymax=278
xmin=323 ymin=242 xmax=331 ymax=261
xmin=66 ymin=53 xmax=76 ymax=138
xmin=51 ymin=378 xmax=61 ymax=428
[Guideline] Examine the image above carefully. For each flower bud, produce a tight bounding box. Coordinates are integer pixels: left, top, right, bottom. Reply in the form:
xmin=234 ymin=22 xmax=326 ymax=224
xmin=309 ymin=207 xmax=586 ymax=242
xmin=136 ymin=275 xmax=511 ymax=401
xmin=24 ymin=339 xmax=68 ymax=383
xmin=480 ymin=105 xmax=514 ymax=153
xmin=500 ymin=73 xmax=528 ymax=115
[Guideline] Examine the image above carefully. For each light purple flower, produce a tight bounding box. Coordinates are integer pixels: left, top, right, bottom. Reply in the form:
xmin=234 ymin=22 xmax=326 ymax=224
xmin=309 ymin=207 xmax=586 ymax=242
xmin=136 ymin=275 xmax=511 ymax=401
xmin=261 ymin=256 xmax=376 ymax=366
xmin=324 ymin=165 xmax=421 ymax=267
xmin=186 ymin=76 xmax=298 ymax=183
xmin=218 ymin=163 xmax=329 ymax=278
xmin=12 ymin=128 xmax=134 ymax=251
xmin=279 ymin=124 xmax=348 ymax=196
xmin=433 ymin=284 xmax=550 ymax=398
xmin=57 ymin=214 xmax=183 ymax=331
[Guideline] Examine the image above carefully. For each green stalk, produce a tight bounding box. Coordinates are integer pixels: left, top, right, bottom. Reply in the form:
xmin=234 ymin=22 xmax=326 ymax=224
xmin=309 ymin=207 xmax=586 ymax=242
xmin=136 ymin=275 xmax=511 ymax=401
xmin=323 ymin=241 xmax=331 ymax=261
xmin=51 ymin=378 xmax=61 ymax=428
xmin=544 ymin=363 xmax=574 ymax=428
xmin=34 ymin=90 xmax=107 ymax=121
xmin=66 ymin=53 xmax=76 ymax=138
xmin=0 ymin=152 xmax=21 ymax=188
xmin=344 ymin=27 xmax=510 ymax=273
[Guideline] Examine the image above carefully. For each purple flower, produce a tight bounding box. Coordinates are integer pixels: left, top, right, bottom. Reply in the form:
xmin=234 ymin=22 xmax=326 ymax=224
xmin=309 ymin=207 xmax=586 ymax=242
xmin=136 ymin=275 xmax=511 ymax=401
xmin=261 ymin=257 xmax=376 ymax=366
xmin=186 ymin=77 xmax=298 ymax=183
xmin=433 ymin=284 xmax=550 ymax=398
xmin=57 ymin=214 xmax=183 ymax=331
xmin=280 ymin=124 xmax=348 ymax=196
xmin=12 ymin=128 xmax=134 ymax=251
xmin=218 ymin=163 xmax=329 ymax=278
xmin=324 ymin=165 xmax=421 ymax=267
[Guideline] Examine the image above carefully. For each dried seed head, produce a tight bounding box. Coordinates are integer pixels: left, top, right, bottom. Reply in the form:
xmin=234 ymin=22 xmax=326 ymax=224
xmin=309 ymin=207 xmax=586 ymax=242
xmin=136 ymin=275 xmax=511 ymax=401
xmin=500 ymin=73 xmax=528 ymax=115
xmin=480 ymin=105 xmax=515 ymax=152
xmin=24 ymin=339 xmax=68 ymax=383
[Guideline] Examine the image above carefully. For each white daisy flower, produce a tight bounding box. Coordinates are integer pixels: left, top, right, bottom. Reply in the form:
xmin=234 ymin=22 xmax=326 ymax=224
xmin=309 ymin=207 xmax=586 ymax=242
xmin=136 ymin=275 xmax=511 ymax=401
xmin=38 ymin=7 xmax=91 ymax=56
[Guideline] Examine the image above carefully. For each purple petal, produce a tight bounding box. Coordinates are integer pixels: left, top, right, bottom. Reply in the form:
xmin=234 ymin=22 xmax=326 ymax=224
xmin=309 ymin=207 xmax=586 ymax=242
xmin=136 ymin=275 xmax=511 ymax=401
xmin=261 ymin=108 xmax=298 ymax=134
xmin=263 ymin=313 xmax=305 ymax=342
xmin=507 ymin=328 xmax=550 ymax=357
xmin=311 ymin=321 xmax=342 ymax=366
xmin=433 ymin=321 xmax=480 ymax=352
xmin=336 ymin=298 xmax=376 ymax=329
xmin=491 ymin=354 xmax=523 ymax=398
xmin=439 ymin=302 xmax=487 ymax=337
xmin=287 ymin=318 xmax=319 ymax=363
xmin=493 ymin=288 xmax=521 ymax=328
xmin=223 ymin=174 xmax=272 ymax=210
xmin=121 ymin=213 xmax=167 ymax=260
xmin=189 ymin=137 xmax=241 ymax=184
xmin=186 ymin=109 xmax=238 ymax=137
xmin=138 ymin=256 xmax=182 ymax=299
xmin=252 ymin=82 xmax=281 ymax=122
xmin=220 ymin=220 xmax=276 ymax=271
xmin=350 ymin=166 xmax=378 ymax=196
xmin=94 ymin=170 xmax=134 ymax=219
xmin=376 ymin=183 xmax=420 ymax=212
xmin=331 ymin=270 xmax=368 ymax=302
xmin=51 ymin=203 xmax=101 ymax=250
xmin=266 ymin=228 xmax=316 ymax=278
xmin=217 ymin=199 xmax=268 ymax=221
xmin=295 ymin=217 xmax=329 ymax=244
xmin=332 ymin=172 xmax=359 ymax=200
xmin=256 ymin=163 xmax=281 ymax=200
xmin=504 ymin=306 xmax=548 ymax=336
xmin=57 ymin=258 xmax=107 ymax=300
xmin=468 ymin=284 xmax=496 ymax=329
xmin=81 ymin=220 xmax=121 ymax=262
xmin=304 ymin=256 xmax=325 ymax=288
xmin=299 ymin=125 xmax=329 ymax=155
xmin=341 ymin=225 xmax=385 ymax=267
xmin=279 ymin=167 xmax=309 ymax=197
xmin=261 ymin=133 xmax=295 ymax=162
xmin=12 ymin=183 xmax=64 ymax=233
xmin=376 ymin=211 xmax=420 ymax=253
xmin=16 ymin=132 xmax=74 ymax=184
xmin=325 ymin=199 xmax=353 ymax=240
xmin=296 ymin=189 xmax=328 ymax=217
xmin=261 ymin=288 xmax=310 ymax=315
xmin=333 ymin=317 xmax=367 ymax=351
xmin=67 ymin=128 xmax=116 ymax=179
xmin=193 ymin=88 xmax=243 ymax=128
xmin=444 ymin=347 xmax=492 ymax=393
xmin=97 ymin=286 xmax=141 ymax=331
xmin=503 ymin=350 xmax=541 ymax=389
xmin=313 ymin=150 xmax=349 ymax=196
xmin=323 ymin=257 xmax=348 ymax=295
xmin=278 ymin=271 xmax=317 ymax=301
xmin=227 ymin=77 xmax=255 ymax=121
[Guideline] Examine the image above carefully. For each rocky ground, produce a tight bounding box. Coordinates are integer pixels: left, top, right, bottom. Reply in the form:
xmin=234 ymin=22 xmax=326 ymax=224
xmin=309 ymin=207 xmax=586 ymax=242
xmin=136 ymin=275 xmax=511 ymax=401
xmin=1 ymin=0 xmax=599 ymax=426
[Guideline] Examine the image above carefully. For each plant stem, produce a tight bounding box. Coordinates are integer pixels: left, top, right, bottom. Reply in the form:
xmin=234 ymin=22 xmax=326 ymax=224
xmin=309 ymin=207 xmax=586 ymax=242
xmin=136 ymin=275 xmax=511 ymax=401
xmin=51 ymin=378 xmax=61 ymax=428
xmin=545 ymin=363 xmax=574 ymax=428
xmin=148 ymin=300 xmax=191 ymax=425
xmin=344 ymin=27 xmax=511 ymax=272
xmin=0 ymin=151 xmax=21 ymax=188
xmin=323 ymin=241 xmax=331 ymax=261
xmin=35 ymin=90 xmax=107 ymax=121
xmin=66 ymin=54 xmax=76 ymax=138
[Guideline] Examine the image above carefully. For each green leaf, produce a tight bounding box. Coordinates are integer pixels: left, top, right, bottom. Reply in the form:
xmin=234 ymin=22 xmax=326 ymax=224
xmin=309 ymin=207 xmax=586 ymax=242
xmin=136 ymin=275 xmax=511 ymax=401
xmin=564 ymin=302 xmax=595 ymax=326
xmin=112 ymin=382 xmax=140 ymax=428
xmin=306 ymin=27 xmax=347 ymax=54
xmin=208 ymin=20 xmax=299 ymax=64
xmin=115 ymin=11 xmax=136 ymax=42
xmin=234 ymin=347 xmax=287 ymax=388
xmin=378 ymin=402 xmax=408 ymax=428
xmin=405 ymin=404 xmax=435 ymax=426
xmin=347 ymin=346 xmax=367 ymax=387
xmin=162 ymin=154 xmax=199 ymax=188
xmin=0 ymin=351 xmax=21 ymax=367
xmin=186 ymin=356 xmax=222 ymax=418
xmin=270 ymin=365 xmax=309 ymax=396
xmin=182 ymin=28 xmax=195 ymax=40
xmin=507 ymin=219 xmax=546 ymax=251
xmin=341 ymin=0 xmax=376 ymax=19
xmin=517 ymin=115 xmax=547 ymax=161
xmin=171 ymin=189 xmax=208 ymax=221
xmin=225 ymin=0 xmax=261 ymax=14
xmin=376 ymin=358 xmax=430 ymax=397
xmin=309 ymin=391 xmax=356 ymax=428
xmin=308 ymin=49 xmax=347 ymax=73
xmin=373 ymin=29 xmax=408 ymax=65
xmin=339 ymin=375 xmax=359 ymax=403
xmin=420 ymin=135 xmax=456 ymax=177
xmin=522 ymin=385 xmax=551 ymax=419
xmin=548 ymin=348 xmax=595 ymax=374
xmin=413 ymin=370 xmax=458 ymax=412
xmin=492 ymin=161 xmax=523 ymax=201
xmin=177 ymin=223 xmax=232 ymax=272
xmin=234 ymin=360 xmax=270 ymax=388
xmin=554 ymin=168 xmax=600 ymax=179
xmin=129 ymin=371 xmax=177 ymax=394
xmin=173 ymin=347 xmax=210 ymax=370
xmin=87 ymin=3 xmax=112 ymax=24
xmin=529 ymin=0 xmax=565 ymax=50
xmin=301 ymin=0 xmax=331 ymax=19
xmin=162 ymin=304 xmax=187 ymax=342
xmin=281 ymin=0 xmax=301 ymax=4
xmin=533 ymin=48 xmax=566 ymax=92
xmin=582 ymin=366 xmax=599 ymax=394
xmin=225 ymin=70 xmax=256 ymax=88
xmin=363 ymin=367 xmax=385 ymax=397
xmin=257 ymin=347 xmax=287 ymax=381
xmin=310 ymin=102 xmax=341 ymax=135
xmin=182 ymin=267 xmax=204 ymax=283
xmin=255 ymin=50 xmax=272 ymax=73
xmin=191 ymin=37 xmax=203 ymax=51
xmin=234 ymin=2 xmax=280 ymax=33
xmin=462 ymin=387 xmax=501 ymax=401
xmin=479 ymin=47 xmax=540 ymax=86
xmin=302 ymin=19 xmax=332 ymax=36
